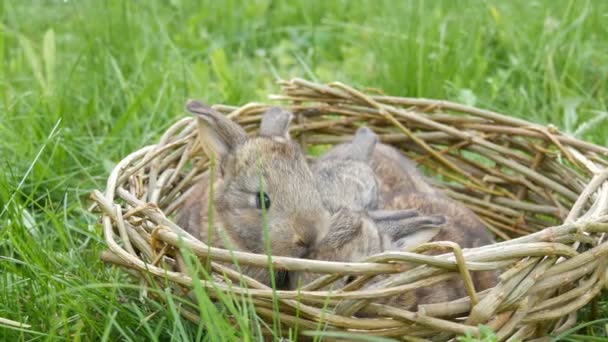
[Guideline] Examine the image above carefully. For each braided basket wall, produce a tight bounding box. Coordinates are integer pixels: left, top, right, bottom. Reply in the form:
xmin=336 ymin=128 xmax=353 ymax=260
xmin=92 ymin=79 xmax=608 ymax=341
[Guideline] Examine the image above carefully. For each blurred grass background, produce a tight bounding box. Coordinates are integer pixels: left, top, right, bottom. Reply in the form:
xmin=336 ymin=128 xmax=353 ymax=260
xmin=1 ymin=0 xmax=607 ymax=340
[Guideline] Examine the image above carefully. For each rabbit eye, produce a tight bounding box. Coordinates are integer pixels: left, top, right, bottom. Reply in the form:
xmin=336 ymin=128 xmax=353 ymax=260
xmin=256 ymin=192 xmax=271 ymax=210
xmin=295 ymin=238 xmax=307 ymax=248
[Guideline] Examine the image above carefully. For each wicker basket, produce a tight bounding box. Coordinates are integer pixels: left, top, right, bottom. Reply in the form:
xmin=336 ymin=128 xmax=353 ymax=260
xmin=92 ymin=79 xmax=608 ymax=341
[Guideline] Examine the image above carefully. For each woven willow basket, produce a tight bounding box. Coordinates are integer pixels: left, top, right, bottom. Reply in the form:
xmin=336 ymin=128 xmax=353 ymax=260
xmin=93 ymin=79 xmax=608 ymax=341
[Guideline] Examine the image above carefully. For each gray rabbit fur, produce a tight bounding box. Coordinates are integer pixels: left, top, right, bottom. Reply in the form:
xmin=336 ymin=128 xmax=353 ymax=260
xmin=288 ymin=127 xmax=446 ymax=290
xmin=320 ymin=127 xmax=499 ymax=309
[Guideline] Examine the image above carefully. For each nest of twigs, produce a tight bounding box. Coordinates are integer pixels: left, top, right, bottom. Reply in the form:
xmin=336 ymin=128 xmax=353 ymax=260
xmin=92 ymin=79 xmax=608 ymax=341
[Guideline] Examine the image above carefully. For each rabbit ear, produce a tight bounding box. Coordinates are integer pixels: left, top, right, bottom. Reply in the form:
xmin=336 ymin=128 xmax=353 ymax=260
xmin=371 ymin=211 xmax=445 ymax=252
xmin=186 ymin=100 xmax=247 ymax=159
xmin=259 ymin=107 xmax=293 ymax=139
xmin=369 ymin=209 xmax=419 ymax=221
xmin=393 ymin=225 xmax=441 ymax=252
xmin=345 ymin=127 xmax=378 ymax=162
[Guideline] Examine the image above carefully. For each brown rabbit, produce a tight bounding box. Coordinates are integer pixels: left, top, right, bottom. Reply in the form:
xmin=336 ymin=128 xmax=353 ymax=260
xmin=371 ymin=143 xmax=498 ymax=306
xmin=288 ymin=127 xmax=446 ymax=290
xmin=315 ymin=127 xmax=498 ymax=309
xmin=176 ymin=101 xmax=331 ymax=287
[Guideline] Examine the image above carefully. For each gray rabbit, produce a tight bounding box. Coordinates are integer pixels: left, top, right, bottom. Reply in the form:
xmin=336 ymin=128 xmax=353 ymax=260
xmin=320 ymin=126 xmax=498 ymax=308
xmin=312 ymin=127 xmax=445 ymax=252
xmin=288 ymin=127 xmax=446 ymax=290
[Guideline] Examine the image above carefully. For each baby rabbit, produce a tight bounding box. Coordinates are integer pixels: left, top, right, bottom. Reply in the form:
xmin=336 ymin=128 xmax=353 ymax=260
xmin=177 ymin=101 xmax=331 ymax=287
xmin=313 ymin=126 xmax=498 ymax=308
xmin=312 ymin=127 xmax=445 ymax=250
xmin=288 ymin=209 xmax=445 ymax=290
xmin=288 ymin=127 xmax=445 ymax=290
xmin=372 ymin=143 xmax=499 ymax=306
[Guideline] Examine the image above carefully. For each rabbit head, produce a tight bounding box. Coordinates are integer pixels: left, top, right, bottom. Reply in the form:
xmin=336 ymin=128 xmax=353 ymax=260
xmin=312 ymin=127 xmax=380 ymax=213
xmin=185 ymin=100 xmax=331 ymax=259
xmin=287 ymin=208 xmax=445 ymax=290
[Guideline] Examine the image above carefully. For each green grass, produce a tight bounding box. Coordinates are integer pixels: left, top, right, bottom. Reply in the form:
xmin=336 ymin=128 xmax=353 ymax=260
xmin=1 ymin=0 xmax=607 ymax=340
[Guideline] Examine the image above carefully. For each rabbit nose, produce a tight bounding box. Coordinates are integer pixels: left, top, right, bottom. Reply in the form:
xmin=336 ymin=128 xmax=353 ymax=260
xmin=293 ymin=214 xmax=328 ymax=244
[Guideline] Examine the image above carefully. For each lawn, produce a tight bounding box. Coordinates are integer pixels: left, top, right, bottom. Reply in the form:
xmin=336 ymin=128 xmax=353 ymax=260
xmin=1 ymin=0 xmax=607 ymax=341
